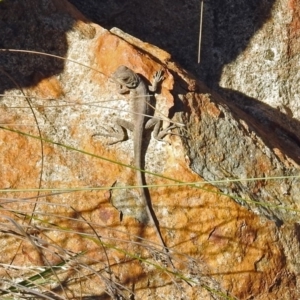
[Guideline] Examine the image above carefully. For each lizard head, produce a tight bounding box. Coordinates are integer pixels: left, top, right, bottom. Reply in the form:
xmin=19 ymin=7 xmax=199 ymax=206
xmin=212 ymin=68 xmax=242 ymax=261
xmin=110 ymin=65 xmax=140 ymax=89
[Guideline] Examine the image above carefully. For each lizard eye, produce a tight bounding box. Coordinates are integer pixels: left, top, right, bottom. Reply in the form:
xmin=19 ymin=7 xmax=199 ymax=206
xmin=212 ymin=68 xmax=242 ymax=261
xmin=122 ymin=74 xmax=140 ymax=88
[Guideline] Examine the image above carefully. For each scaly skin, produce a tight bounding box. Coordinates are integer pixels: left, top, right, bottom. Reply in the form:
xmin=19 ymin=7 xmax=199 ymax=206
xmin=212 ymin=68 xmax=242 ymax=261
xmin=109 ymin=65 xmax=174 ymax=267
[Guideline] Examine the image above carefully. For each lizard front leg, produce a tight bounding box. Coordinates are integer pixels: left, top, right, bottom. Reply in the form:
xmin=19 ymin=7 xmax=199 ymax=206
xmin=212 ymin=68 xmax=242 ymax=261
xmin=149 ymin=69 xmax=164 ymax=93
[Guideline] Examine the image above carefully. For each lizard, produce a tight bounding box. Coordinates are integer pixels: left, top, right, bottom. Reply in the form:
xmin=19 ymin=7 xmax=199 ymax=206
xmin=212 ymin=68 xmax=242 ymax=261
xmin=94 ymin=65 xmax=175 ymax=267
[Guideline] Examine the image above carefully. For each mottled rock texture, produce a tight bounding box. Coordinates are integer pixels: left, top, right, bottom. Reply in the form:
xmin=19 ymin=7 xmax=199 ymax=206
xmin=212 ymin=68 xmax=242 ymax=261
xmin=0 ymin=0 xmax=299 ymax=299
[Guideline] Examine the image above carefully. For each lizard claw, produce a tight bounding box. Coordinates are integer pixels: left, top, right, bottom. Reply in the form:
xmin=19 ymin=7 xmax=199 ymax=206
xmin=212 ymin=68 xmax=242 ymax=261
xmin=153 ymin=69 xmax=164 ymax=83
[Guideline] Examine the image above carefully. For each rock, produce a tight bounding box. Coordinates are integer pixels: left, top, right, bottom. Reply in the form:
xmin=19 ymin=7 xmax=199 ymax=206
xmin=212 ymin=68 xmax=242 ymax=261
xmin=0 ymin=0 xmax=298 ymax=299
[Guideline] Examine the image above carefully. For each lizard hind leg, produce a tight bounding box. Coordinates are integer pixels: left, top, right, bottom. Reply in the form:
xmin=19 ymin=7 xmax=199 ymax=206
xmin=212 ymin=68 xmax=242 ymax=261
xmin=93 ymin=118 xmax=134 ymax=145
xmin=155 ymin=124 xmax=181 ymax=140
xmin=146 ymin=118 xmax=179 ymax=142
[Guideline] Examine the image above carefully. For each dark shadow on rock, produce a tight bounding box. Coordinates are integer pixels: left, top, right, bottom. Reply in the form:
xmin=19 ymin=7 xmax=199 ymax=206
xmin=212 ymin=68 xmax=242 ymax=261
xmin=68 ymin=0 xmax=276 ymax=86
xmin=0 ymin=0 xmax=74 ymax=93
xmin=192 ymin=0 xmax=300 ymax=164
xmin=195 ymin=0 xmax=300 ymax=163
xmin=219 ymin=89 xmax=300 ymax=163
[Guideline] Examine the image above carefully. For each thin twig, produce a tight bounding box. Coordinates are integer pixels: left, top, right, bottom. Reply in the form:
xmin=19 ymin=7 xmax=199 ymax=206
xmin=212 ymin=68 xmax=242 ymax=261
xmin=198 ymin=0 xmax=204 ymax=64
